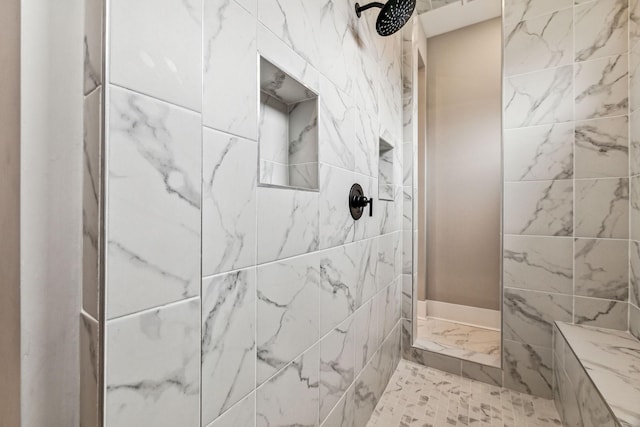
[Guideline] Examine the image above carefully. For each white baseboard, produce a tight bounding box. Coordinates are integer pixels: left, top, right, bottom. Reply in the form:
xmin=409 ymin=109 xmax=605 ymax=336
xmin=417 ymin=300 xmax=500 ymax=330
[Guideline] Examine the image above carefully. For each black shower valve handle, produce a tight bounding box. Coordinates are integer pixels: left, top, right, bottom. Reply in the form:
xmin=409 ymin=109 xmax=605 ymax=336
xmin=349 ymin=183 xmax=374 ymax=220
xmin=352 ymin=194 xmax=373 ymax=216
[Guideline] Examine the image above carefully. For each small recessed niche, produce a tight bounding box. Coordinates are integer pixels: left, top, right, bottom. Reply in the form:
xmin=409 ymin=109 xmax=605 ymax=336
xmin=259 ymin=57 xmax=319 ymax=191
xmin=378 ymin=138 xmax=395 ymax=201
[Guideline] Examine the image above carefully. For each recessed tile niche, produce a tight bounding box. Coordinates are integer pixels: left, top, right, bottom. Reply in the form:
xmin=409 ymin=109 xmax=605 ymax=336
xmin=259 ymin=57 xmax=319 ymax=190
xmin=379 ymin=138 xmax=395 ymax=200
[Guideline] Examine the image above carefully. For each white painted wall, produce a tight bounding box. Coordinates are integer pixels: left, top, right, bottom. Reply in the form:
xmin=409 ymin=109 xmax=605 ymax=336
xmin=20 ymin=0 xmax=84 ymax=425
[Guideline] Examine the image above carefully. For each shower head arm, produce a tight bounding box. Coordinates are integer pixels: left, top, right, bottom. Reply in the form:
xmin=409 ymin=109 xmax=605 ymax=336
xmin=355 ymin=2 xmax=385 ymax=18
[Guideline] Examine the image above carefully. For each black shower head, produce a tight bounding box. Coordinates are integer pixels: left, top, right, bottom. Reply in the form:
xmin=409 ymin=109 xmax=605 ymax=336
xmin=355 ymin=0 xmax=416 ymax=37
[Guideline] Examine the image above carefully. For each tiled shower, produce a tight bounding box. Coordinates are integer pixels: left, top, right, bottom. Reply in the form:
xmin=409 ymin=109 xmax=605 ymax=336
xmin=81 ymin=0 xmax=404 ymax=426
xmin=75 ymin=0 xmax=640 ymax=426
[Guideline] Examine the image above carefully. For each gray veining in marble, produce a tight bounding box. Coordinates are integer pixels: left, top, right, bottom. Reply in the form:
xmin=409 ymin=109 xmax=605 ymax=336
xmin=503 ymin=123 xmax=574 ymax=182
xmin=504 ymin=288 xmax=572 ymax=348
xmin=574 ymin=238 xmax=629 ymax=301
xmin=503 ymin=235 xmax=573 ymax=295
xmin=575 ymin=55 xmax=629 ymax=121
xmin=504 ymin=8 xmax=573 ymax=77
xmin=574 ymin=296 xmax=628 ymax=330
xmin=107 ymin=86 xmax=201 ymax=319
xmin=320 ymin=317 xmax=355 ymax=423
xmin=503 ymin=340 xmax=554 ymax=399
xmin=574 ymin=0 xmax=628 ymax=62
xmin=202 ymin=128 xmax=257 ymax=277
xmin=575 ymin=115 xmax=629 ymax=179
xmin=256 ymin=253 xmax=320 ymax=384
xmin=575 ymin=178 xmax=629 ymax=238
xmin=504 ymin=180 xmax=573 ymax=236
xmin=504 ymin=65 xmax=573 ymax=129
xmin=555 ymin=322 xmax=640 ymax=427
xmin=201 ymin=269 xmax=256 ymax=426
xmin=256 ymin=343 xmax=320 ymax=427
xmin=106 ymin=298 xmax=200 ymax=426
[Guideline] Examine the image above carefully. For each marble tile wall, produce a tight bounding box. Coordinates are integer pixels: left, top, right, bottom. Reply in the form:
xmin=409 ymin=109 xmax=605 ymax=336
xmin=503 ymin=0 xmax=632 ymax=399
xmin=81 ymin=0 xmax=104 ymax=424
xmin=631 ymin=0 xmax=640 ymax=340
xmin=100 ymin=0 xmax=404 ymax=426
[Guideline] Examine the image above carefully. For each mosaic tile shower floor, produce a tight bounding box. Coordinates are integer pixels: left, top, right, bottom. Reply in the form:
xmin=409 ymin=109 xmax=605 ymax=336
xmin=366 ymin=360 xmax=562 ymax=427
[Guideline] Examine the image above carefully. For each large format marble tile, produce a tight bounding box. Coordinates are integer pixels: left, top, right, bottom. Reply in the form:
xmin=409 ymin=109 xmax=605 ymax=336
xmin=631 ymin=240 xmax=640 ymax=307
xmin=83 ymin=88 xmax=101 ymax=319
xmin=355 ymin=238 xmax=378 ymax=308
xmin=575 ymin=178 xmax=629 ymax=238
xmin=574 ymin=297 xmax=628 ymax=330
xmin=354 ymin=110 xmax=378 ymax=178
xmin=377 ymin=233 xmax=396 ymax=291
xmin=503 ymin=235 xmax=573 ymax=295
xmin=632 ymin=110 xmax=640 ymax=176
xmin=202 ymin=128 xmax=256 ymax=276
xmin=378 ymin=37 xmax=403 ymax=144
xmin=503 ymin=180 xmax=573 ymax=236
xmin=503 ymin=123 xmax=573 ymax=182
xmin=555 ymin=322 xmax=640 ymax=427
xmin=319 ymin=164 xmax=355 ymax=249
xmin=320 ymin=244 xmax=357 ymax=335
xmin=106 ymin=298 xmax=200 ymax=426
xmin=315 ymin=0 xmax=358 ymax=96
xmin=504 ymin=8 xmax=573 ymax=77
xmin=110 ymin=0 xmax=202 ymax=111
xmin=575 ymin=55 xmax=629 ymax=121
xmin=402 ymin=187 xmax=412 ymax=231
xmin=504 ymin=65 xmax=573 ymax=129
xmin=575 ymin=116 xmax=629 ymax=178
xmin=256 ymin=344 xmax=320 ymax=427
xmin=631 ymin=303 xmax=640 ymax=340
xmin=632 ymin=0 xmax=640 ymax=48
xmin=321 ymin=385 xmax=355 ymax=427
xmin=107 ymin=86 xmax=201 ymax=318
xmin=503 ymin=340 xmax=553 ymax=399
xmin=319 ymin=76 xmax=356 ymax=170
xmin=256 ymin=253 xmax=320 ymax=384
xmin=631 ymin=175 xmax=640 ymax=241
xmin=355 ymin=299 xmax=379 ymax=377
xmin=574 ymin=238 xmax=629 ymax=301
xmin=257 ymin=186 xmax=319 ymax=264
xmin=84 ymin=0 xmax=102 ymax=94
xmin=503 ymin=0 xmax=572 ymax=25
xmin=201 ymin=269 xmax=256 ymax=426
xmin=320 ymin=317 xmax=356 ymax=423
xmin=631 ymin=46 xmax=640 ymax=113
xmin=80 ymin=313 xmax=99 ymax=427
xmin=377 ymin=280 xmax=401 ymax=342
xmin=574 ymin=0 xmax=628 ymax=62
xmin=203 ymin=0 xmax=257 ymax=140
xmin=206 ymin=393 xmax=255 ymax=427
xmin=504 ymin=288 xmax=572 ymax=348
xmin=257 ymin=0 xmax=321 ymax=69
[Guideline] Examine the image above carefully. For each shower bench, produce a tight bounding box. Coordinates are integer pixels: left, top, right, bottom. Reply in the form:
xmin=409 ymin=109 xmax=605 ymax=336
xmin=553 ymin=322 xmax=640 ymax=427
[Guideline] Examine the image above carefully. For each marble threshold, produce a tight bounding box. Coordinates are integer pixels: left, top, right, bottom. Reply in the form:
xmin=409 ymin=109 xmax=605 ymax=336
xmin=415 ymin=317 xmax=501 ymax=368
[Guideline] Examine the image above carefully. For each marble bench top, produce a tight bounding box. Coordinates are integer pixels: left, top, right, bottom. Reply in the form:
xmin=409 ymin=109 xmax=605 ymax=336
xmin=556 ymin=322 xmax=640 ymax=427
